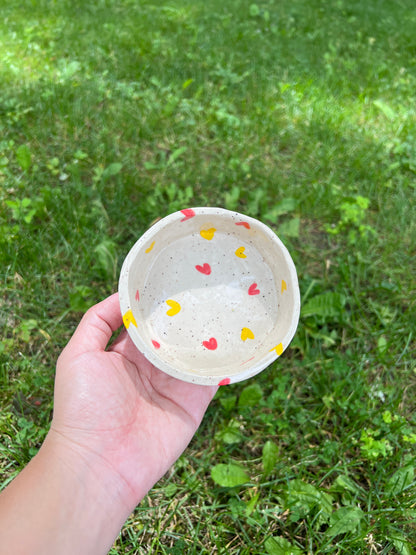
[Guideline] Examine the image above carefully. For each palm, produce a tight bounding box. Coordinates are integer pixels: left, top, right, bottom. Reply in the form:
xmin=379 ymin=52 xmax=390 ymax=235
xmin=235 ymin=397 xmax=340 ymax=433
xmin=51 ymin=294 xmax=217 ymax=504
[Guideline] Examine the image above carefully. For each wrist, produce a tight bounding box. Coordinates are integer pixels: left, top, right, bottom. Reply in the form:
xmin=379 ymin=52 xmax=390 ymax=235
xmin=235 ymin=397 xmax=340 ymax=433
xmin=34 ymin=430 xmax=136 ymax=553
xmin=0 ymin=430 xmax=137 ymax=555
xmin=42 ymin=428 xmax=139 ymax=512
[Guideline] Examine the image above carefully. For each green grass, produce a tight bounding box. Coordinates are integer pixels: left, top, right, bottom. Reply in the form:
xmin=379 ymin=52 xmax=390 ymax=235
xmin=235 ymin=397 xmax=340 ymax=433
xmin=1 ymin=0 xmax=415 ymax=552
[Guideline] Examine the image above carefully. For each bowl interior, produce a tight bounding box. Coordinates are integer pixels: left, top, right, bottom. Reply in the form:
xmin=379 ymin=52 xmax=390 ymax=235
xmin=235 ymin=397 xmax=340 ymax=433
xmin=119 ymin=208 xmax=299 ymax=384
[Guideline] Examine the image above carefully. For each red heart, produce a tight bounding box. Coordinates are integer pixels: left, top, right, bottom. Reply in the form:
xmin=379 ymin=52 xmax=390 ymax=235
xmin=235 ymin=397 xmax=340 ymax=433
xmin=180 ymin=208 xmax=195 ymax=221
xmin=152 ymin=340 xmax=160 ymax=349
xmin=218 ymin=378 xmax=231 ymax=386
xmin=248 ymin=283 xmax=260 ymax=295
xmin=135 ymin=290 xmax=140 ymax=301
xmin=195 ymin=263 xmax=211 ymax=275
xmin=235 ymin=221 xmax=251 ymax=229
xmin=203 ymin=337 xmax=217 ymax=350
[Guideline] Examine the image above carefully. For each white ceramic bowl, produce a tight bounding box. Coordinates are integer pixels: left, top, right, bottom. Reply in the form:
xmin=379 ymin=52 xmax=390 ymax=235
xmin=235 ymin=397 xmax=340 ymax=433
xmin=118 ymin=207 xmax=300 ymax=385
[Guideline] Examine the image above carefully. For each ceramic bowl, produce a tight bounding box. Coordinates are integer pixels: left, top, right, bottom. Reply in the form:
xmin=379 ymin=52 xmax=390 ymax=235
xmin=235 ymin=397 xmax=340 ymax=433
xmin=118 ymin=207 xmax=300 ymax=385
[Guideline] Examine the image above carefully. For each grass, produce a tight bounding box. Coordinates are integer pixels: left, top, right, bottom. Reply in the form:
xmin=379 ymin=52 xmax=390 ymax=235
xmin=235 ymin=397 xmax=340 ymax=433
xmin=1 ymin=0 xmax=415 ymax=552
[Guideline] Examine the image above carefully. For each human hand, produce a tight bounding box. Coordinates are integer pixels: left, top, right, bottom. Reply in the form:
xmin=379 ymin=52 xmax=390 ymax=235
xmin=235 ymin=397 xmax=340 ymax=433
xmin=50 ymin=293 xmax=218 ymax=510
xmin=0 ymin=293 xmax=217 ymax=555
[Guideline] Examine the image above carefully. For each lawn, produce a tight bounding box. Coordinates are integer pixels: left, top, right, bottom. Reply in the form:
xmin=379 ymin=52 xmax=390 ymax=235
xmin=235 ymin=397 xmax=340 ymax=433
xmin=1 ymin=0 xmax=415 ymax=553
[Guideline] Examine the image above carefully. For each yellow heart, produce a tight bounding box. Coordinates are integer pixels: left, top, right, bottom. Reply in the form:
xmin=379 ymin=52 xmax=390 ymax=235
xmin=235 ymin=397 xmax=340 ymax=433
xmin=270 ymin=342 xmax=284 ymax=356
xmin=241 ymin=327 xmax=255 ymax=342
xmin=123 ymin=309 xmax=137 ymax=329
xmin=235 ymin=246 xmax=247 ymax=258
xmin=281 ymin=279 xmax=287 ymax=294
xmin=166 ymin=299 xmax=181 ymax=316
xmin=145 ymin=241 xmax=155 ymax=254
xmin=200 ymin=227 xmax=216 ymax=240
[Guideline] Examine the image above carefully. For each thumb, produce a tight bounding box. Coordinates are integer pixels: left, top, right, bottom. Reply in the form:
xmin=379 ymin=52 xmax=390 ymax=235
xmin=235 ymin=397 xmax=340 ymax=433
xmin=62 ymin=293 xmax=123 ymax=357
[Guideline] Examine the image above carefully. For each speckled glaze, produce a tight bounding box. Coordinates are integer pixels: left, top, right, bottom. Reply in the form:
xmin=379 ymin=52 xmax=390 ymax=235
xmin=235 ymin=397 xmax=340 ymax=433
xmin=118 ymin=207 xmax=300 ymax=386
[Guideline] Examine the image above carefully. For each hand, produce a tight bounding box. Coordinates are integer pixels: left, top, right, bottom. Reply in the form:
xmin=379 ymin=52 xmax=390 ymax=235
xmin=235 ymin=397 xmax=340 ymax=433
xmin=51 ymin=292 xmax=218 ymax=509
xmin=0 ymin=293 xmax=217 ymax=555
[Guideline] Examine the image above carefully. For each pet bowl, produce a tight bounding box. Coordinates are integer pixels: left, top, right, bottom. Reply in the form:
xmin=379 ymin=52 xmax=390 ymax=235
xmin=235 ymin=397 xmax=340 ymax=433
xmin=118 ymin=207 xmax=300 ymax=385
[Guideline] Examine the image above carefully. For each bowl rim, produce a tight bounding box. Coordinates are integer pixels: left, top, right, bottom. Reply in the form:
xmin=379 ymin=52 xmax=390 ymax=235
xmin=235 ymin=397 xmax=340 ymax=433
xmin=118 ymin=207 xmax=300 ymax=385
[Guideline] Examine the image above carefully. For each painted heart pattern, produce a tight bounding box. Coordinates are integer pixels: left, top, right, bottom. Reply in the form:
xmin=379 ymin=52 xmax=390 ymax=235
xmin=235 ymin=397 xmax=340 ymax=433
xmin=180 ymin=208 xmax=196 ymax=221
xmin=122 ymin=309 xmax=137 ymax=329
xmin=195 ymin=263 xmax=211 ymax=275
xmin=235 ymin=246 xmax=247 ymax=258
xmin=200 ymin=227 xmax=216 ymax=240
xmin=166 ymin=299 xmax=181 ymax=316
xmin=270 ymin=343 xmax=283 ymax=356
xmin=145 ymin=241 xmax=155 ymax=253
xmin=248 ymin=283 xmax=260 ymax=295
xmin=203 ymin=337 xmax=217 ymax=350
xmin=127 ymin=215 xmax=291 ymax=371
xmin=241 ymin=327 xmax=255 ymax=341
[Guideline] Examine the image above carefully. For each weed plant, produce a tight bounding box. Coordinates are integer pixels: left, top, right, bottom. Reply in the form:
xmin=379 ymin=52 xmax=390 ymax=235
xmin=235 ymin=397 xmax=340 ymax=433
xmin=1 ymin=0 xmax=415 ymax=553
